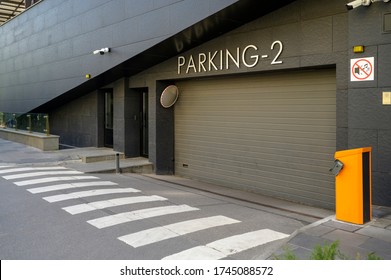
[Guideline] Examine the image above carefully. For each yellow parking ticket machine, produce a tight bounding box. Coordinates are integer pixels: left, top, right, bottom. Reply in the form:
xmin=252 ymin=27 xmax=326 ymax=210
xmin=333 ymin=147 xmax=372 ymax=224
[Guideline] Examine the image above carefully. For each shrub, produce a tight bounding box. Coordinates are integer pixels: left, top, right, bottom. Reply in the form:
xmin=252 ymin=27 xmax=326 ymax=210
xmin=310 ymin=240 xmax=340 ymax=260
xmin=274 ymin=240 xmax=382 ymax=260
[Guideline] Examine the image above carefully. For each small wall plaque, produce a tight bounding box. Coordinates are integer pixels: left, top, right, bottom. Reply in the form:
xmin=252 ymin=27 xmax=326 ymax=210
xmin=383 ymin=92 xmax=391 ymax=105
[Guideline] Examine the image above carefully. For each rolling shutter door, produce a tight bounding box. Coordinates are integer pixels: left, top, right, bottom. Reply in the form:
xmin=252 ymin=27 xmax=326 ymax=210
xmin=174 ymin=69 xmax=336 ymax=208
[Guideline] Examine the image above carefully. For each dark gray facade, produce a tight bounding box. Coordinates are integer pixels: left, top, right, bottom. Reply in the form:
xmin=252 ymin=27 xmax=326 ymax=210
xmin=129 ymin=0 xmax=347 ymax=208
xmin=1 ymin=0 xmax=391 ymax=208
xmin=348 ymin=5 xmax=391 ymax=206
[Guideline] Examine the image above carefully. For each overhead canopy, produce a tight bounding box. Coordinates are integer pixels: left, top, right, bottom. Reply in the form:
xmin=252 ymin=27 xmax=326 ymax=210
xmin=0 ymin=0 xmax=40 ymax=25
xmin=0 ymin=0 xmax=25 ymax=25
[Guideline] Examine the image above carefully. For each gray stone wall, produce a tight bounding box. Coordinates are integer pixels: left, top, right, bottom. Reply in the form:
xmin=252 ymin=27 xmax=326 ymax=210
xmin=49 ymin=91 xmax=100 ymax=147
xmin=348 ymin=3 xmax=391 ymax=206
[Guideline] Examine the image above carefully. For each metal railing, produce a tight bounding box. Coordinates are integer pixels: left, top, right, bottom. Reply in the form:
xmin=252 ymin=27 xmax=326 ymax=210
xmin=0 ymin=112 xmax=50 ymax=135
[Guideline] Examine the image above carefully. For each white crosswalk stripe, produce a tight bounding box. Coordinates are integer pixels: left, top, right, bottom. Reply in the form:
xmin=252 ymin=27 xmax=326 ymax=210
xmin=14 ymin=176 xmax=99 ymax=186
xmin=118 ymin=215 xmax=240 ymax=248
xmin=87 ymin=204 xmax=199 ymax=229
xmin=3 ymin=170 xmax=83 ymax=180
xmin=0 ymin=166 xmax=66 ymax=174
xmin=163 ymin=229 xmax=289 ymax=260
xmin=43 ymin=188 xmax=140 ymax=203
xmin=63 ymin=195 xmax=168 ymax=215
xmin=0 ymin=166 xmax=12 ymax=169
xmin=27 ymin=181 xmax=118 ymax=194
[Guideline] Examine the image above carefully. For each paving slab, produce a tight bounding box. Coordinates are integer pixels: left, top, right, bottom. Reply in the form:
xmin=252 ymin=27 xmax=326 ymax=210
xmin=288 ymin=233 xmax=330 ymax=249
xmin=304 ymin=224 xmax=335 ymax=237
xmin=322 ymin=220 xmax=363 ymax=232
xmin=336 ymin=243 xmax=373 ymax=260
xmin=322 ymin=229 xmax=370 ymax=247
xmin=356 ymin=226 xmax=391 ymax=243
xmin=370 ymin=218 xmax=391 ymax=228
xmin=360 ymin=238 xmax=391 ymax=259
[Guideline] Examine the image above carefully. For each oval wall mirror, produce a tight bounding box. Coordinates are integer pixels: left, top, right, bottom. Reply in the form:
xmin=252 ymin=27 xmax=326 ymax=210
xmin=160 ymin=85 xmax=179 ymax=108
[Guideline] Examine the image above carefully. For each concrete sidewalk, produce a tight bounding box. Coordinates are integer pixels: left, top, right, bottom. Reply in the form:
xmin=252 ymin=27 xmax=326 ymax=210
xmin=1 ymin=138 xmax=391 ymax=260
xmin=270 ymin=208 xmax=391 ymax=259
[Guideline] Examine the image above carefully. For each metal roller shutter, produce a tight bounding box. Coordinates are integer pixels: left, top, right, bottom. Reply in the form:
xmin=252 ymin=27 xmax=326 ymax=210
xmin=174 ymin=69 xmax=336 ymax=209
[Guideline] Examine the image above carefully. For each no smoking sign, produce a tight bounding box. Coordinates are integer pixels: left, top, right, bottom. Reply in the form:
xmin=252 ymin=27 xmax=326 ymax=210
xmin=351 ymin=57 xmax=374 ymax=82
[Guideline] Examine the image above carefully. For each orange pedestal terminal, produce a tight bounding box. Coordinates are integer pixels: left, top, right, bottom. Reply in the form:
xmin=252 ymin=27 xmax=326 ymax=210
xmin=334 ymin=147 xmax=372 ymax=225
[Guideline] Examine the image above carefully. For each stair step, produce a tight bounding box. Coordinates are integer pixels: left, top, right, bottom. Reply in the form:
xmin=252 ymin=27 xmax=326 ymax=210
xmin=85 ymin=161 xmax=154 ymax=174
xmin=81 ymin=152 xmax=125 ymax=163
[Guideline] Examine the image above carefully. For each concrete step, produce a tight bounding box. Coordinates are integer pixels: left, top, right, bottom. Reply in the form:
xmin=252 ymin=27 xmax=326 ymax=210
xmin=81 ymin=152 xmax=125 ymax=163
xmin=55 ymin=147 xmax=124 ymax=163
xmin=88 ymin=157 xmax=153 ymax=174
xmin=65 ymin=156 xmax=154 ymax=174
xmin=54 ymin=147 xmax=153 ymax=174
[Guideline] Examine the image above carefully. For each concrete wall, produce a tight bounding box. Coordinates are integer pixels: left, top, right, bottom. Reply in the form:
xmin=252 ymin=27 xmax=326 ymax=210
xmin=348 ymin=3 xmax=391 ymax=206
xmin=0 ymin=128 xmax=59 ymax=151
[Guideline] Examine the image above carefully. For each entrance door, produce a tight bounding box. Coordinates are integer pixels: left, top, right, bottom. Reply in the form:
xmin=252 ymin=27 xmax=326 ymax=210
xmin=127 ymin=88 xmax=148 ymax=157
xmin=140 ymin=91 xmax=149 ymax=156
xmin=104 ymin=91 xmax=113 ymax=148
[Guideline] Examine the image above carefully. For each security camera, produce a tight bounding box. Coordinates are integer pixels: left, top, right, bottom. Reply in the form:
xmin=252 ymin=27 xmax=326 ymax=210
xmin=92 ymin=47 xmax=111 ymax=55
xmin=346 ymin=0 xmax=390 ymax=10
xmin=346 ymin=0 xmax=370 ymax=10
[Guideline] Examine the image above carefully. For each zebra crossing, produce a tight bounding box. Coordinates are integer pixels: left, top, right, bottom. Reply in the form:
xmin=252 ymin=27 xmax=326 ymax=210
xmin=62 ymin=195 xmax=168 ymax=215
xmin=27 ymin=181 xmax=118 ymax=194
xmin=87 ymin=204 xmax=199 ymax=229
xmin=0 ymin=164 xmax=290 ymax=259
xmin=163 ymin=229 xmax=290 ymax=260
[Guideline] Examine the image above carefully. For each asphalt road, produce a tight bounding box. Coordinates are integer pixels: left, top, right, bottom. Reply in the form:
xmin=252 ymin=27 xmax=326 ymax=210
xmin=0 ymin=165 xmax=311 ymax=260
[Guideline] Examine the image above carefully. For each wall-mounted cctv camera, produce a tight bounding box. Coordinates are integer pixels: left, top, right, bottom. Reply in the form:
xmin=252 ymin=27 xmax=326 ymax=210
xmin=93 ymin=47 xmax=111 ymax=55
xmin=346 ymin=0 xmax=371 ymax=10
xmin=347 ymin=0 xmax=390 ymax=10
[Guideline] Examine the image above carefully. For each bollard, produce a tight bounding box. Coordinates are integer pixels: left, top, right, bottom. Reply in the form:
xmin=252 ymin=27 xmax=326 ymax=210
xmin=115 ymin=153 xmax=121 ymax=174
xmin=27 ymin=114 xmax=32 ymax=133
xmin=13 ymin=114 xmax=17 ymax=131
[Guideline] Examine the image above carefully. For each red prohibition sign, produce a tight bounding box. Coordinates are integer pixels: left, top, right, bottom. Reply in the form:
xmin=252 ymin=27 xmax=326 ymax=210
xmin=352 ymin=58 xmax=373 ymax=80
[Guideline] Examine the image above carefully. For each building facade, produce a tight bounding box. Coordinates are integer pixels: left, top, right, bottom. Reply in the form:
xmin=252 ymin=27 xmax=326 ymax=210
xmin=1 ymin=0 xmax=391 ymax=209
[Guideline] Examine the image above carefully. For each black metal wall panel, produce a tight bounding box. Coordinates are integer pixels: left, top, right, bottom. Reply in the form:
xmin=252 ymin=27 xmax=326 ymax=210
xmin=0 ymin=0 xmax=239 ymax=113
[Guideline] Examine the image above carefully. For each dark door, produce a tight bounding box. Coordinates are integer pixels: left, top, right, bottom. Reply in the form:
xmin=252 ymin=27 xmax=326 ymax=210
xmin=141 ymin=91 xmax=148 ymax=156
xmin=104 ymin=91 xmax=113 ymax=148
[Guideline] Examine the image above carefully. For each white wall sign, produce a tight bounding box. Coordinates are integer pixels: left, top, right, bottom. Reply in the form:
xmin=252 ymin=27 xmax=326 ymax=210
xmin=177 ymin=41 xmax=284 ymax=75
xmin=350 ymin=57 xmax=374 ymax=82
